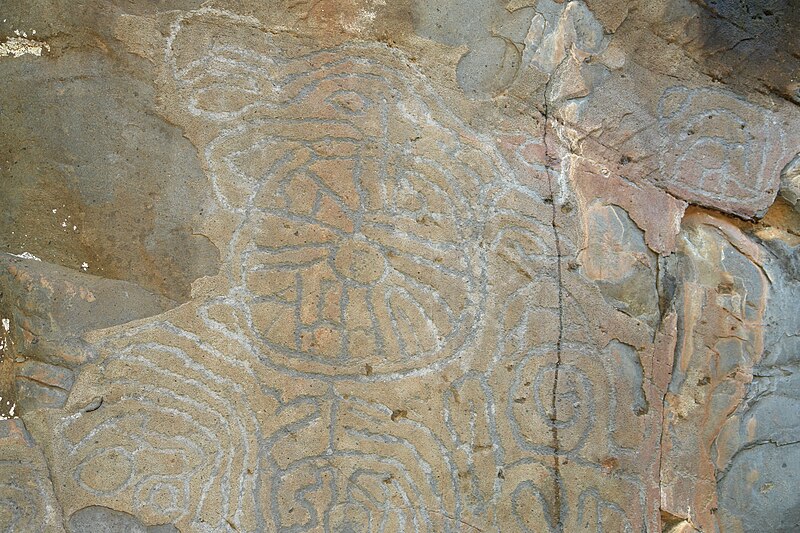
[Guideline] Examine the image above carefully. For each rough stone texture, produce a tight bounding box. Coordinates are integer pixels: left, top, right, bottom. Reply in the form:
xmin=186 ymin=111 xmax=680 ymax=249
xmin=67 ymin=506 xmax=179 ymax=533
xmin=0 ymin=2 xmax=218 ymax=302
xmin=0 ymin=419 xmax=64 ymax=531
xmin=0 ymin=1 xmax=798 ymax=532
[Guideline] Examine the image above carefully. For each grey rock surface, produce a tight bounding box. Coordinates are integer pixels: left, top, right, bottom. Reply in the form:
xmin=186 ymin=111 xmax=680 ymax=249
xmin=68 ymin=506 xmax=178 ymax=533
xmin=0 ymin=1 xmax=797 ymax=532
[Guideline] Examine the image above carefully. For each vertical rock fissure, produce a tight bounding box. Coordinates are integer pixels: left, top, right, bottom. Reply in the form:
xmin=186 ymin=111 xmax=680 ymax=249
xmin=542 ymin=82 xmax=565 ymax=532
xmin=0 ymin=315 xmax=18 ymax=421
xmin=657 ymin=355 xmax=672 ymax=529
xmin=656 ymin=256 xmax=672 ymax=526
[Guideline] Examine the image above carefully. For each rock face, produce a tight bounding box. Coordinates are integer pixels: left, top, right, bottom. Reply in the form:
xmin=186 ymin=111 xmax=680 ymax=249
xmin=0 ymin=1 xmax=798 ymax=532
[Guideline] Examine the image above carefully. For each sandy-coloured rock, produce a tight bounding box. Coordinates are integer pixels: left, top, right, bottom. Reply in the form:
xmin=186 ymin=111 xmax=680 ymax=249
xmin=1 ymin=1 xmax=798 ymax=532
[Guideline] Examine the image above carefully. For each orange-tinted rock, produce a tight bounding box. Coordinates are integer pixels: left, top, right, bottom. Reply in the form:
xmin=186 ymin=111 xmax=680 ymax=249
xmin=1 ymin=1 xmax=798 ymax=531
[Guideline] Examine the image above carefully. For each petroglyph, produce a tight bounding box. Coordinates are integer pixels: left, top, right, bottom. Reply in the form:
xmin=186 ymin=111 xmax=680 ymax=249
xmin=2 ymin=2 xmax=799 ymax=532
xmin=153 ymin=8 xmax=520 ymax=384
xmin=656 ymin=87 xmax=792 ymax=218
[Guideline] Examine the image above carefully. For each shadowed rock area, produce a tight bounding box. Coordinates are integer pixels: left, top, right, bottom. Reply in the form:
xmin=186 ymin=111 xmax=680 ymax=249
xmin=0 ymin=1 xmax=798 ymax=531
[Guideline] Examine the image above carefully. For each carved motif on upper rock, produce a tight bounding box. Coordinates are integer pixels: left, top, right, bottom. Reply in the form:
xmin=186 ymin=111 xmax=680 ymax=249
xmin=656 ymin=86 xmax=792 ymax=218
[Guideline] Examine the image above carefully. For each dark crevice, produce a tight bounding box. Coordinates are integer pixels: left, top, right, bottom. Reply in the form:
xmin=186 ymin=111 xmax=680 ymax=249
xmin=716 ymin=439 xmax=800 ymax=483
xmin=542 ymin=72 xmax=565 ymax=533
xmin=661 ymin=508 xmax=691 ymax=532
xmin=655 ymin=252 xmax=681 ymax=530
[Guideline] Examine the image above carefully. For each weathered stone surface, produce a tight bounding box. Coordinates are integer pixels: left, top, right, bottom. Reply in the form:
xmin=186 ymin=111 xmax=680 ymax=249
xmin=781 ymin=153 xmax=800 ymax=209
xmin=68 ymin=506 xmax=179 ymax=533
xmin=0 ymin=2 xmax=218 ymax=302
xmin=1 ymin=1 xmax=798 ymax=532
xmin=0 ymin=253 xmax=176 ymax=416
xmin=0 ymin=419 xmax=64 ymax=532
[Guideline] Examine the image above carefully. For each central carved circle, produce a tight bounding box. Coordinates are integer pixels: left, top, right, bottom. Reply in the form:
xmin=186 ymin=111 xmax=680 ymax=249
xmin=332 ymin=238 xmax=386 ymax=285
